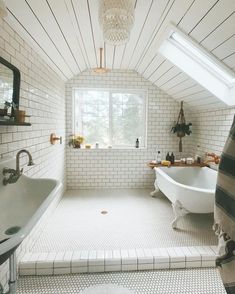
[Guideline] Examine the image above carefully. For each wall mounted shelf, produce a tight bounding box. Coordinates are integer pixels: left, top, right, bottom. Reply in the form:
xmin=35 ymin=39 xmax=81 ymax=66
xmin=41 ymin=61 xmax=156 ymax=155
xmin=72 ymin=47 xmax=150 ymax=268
xmin=147 ymin=162 xmax=206 ymax=169
xmin=0 ymin=121 xmax=31 ymax=126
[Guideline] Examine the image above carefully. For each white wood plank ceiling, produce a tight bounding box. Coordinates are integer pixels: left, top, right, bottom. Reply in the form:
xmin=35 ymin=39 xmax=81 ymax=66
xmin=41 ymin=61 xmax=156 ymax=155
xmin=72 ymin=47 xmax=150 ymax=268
xmin=3 ymin=0 xmax=235 ymax=110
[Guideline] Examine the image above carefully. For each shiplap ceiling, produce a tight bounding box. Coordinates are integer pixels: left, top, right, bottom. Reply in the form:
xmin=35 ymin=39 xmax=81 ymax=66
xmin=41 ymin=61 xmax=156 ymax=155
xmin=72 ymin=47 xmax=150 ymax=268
xmin=4 ymin=0 xmax=235 ymax=110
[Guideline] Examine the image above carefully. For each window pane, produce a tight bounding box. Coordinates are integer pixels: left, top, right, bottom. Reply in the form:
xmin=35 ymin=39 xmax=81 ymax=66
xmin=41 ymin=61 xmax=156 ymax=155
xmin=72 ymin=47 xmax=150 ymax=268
xmin=111 ymin=92 xmax=146 ymax=147
xmin=74 ymin=90 xmax=109 ymax=146
xmin=73 ymin=89 xmax=146 ymax=148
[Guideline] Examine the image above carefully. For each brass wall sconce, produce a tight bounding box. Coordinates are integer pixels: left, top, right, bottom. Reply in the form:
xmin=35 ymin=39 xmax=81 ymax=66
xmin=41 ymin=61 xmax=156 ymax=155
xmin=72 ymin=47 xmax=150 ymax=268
xmin=50 ymin=133 xmax=62 ymax=145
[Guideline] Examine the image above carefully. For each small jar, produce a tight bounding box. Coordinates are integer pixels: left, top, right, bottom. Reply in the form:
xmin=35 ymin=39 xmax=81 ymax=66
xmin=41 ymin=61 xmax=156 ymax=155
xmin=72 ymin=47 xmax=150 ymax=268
xmin=181 ymin=158 xmax=186 ymax=164
xmin=186 ymin=157 xmax=194 ymax=164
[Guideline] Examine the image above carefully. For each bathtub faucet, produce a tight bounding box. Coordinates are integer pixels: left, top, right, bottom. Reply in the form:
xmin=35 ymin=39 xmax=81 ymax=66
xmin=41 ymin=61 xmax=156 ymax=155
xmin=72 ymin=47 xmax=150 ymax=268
xmin=2 ymin=149 xmax=35 ymax=185
xmin=204 ymin=152 xmax=220 ymax=165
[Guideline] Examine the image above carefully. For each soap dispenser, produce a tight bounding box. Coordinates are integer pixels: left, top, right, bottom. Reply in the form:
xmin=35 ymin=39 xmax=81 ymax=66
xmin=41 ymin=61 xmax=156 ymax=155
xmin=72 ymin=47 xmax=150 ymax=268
xmin=156 ymin=151 xmax=161 ymax=163
xmin=166 ymin=152 xmax=170 ymax=161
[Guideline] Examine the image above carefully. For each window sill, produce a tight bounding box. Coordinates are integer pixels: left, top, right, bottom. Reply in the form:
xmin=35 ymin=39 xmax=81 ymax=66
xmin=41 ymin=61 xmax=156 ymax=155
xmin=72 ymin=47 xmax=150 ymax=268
xmin=68 ymin=146 xmax=147 ymax=151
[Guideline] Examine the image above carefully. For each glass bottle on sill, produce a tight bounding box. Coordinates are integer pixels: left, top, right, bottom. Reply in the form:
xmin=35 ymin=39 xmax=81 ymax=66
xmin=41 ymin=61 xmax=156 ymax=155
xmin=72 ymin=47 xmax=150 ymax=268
xmin=135 ymin=138 xmax=139 ymax=148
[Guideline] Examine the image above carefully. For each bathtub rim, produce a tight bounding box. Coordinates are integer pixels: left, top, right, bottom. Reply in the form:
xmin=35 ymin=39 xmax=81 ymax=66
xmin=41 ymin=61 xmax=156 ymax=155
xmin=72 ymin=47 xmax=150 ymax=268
xmin=154 ymin=166 xmax=216 ymax=194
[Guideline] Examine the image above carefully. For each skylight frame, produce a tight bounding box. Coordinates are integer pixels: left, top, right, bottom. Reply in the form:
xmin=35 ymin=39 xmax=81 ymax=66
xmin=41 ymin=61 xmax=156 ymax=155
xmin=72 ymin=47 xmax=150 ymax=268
xmin=157 ymin=24 xmax=235 ymax=106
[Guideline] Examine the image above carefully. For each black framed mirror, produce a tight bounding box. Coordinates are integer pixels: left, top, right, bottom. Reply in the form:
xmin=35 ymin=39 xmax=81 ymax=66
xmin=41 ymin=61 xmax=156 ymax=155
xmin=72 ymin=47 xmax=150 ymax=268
xmin=0 ymin=56 xmax=20 ymax=118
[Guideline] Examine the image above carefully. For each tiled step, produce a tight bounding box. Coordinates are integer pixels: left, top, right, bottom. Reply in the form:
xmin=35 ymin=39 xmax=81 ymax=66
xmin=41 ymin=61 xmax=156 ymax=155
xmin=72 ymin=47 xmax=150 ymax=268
xmin=19 ymin=246 xmax=218 ymax=276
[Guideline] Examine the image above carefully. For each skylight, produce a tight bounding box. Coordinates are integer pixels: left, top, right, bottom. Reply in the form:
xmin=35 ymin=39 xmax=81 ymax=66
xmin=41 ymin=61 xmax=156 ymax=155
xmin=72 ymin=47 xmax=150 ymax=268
xmin=158 ymin=24 xmax=235 ymax=106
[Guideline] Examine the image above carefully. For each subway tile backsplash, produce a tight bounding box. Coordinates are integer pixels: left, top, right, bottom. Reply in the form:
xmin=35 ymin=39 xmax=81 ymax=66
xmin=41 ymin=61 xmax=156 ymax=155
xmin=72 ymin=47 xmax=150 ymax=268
xmin=190 ymin=107 xmax=235 ymax=161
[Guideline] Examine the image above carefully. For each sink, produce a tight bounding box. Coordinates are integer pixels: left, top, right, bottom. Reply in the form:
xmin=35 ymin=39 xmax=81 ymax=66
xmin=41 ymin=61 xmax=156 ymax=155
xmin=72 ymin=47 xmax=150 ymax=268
xmin=0 ymin=157 xmax=62 ymax=265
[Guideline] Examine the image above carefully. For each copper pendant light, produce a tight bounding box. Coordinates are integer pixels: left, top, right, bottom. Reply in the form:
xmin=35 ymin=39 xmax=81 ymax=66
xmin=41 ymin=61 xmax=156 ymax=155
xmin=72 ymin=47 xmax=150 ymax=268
xmin=93 ymin=48 xmax=109 ymax=74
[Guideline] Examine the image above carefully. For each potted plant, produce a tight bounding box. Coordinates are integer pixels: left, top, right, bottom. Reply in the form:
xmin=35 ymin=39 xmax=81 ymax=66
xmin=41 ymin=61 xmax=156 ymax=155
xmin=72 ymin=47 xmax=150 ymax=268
xmin=0 ymin=101 xmax=18 ymax=118
xmin=0 ymin=101 xmax=12 ymax=116
xmin=68 ymin=135 xmax=85 ymax=148
xmin=171 ymin=122 xmax=192 ymax=137
xmin=171 ymin=101 xmax=192 ymax=152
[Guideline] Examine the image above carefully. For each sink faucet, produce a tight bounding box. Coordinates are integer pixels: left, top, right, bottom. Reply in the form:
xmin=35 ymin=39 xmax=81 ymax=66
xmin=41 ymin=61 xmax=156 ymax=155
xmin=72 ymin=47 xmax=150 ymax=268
xmin=204 ymin=152 xmax=220 ymax=165
xmin=2 ymin=149 xmax=35 ymax=185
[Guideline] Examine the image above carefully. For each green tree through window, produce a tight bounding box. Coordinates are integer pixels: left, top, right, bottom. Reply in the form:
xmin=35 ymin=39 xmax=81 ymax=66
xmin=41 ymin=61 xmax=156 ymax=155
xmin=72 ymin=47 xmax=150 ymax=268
xmin=73 ymin=88 xmax=147 ymax=148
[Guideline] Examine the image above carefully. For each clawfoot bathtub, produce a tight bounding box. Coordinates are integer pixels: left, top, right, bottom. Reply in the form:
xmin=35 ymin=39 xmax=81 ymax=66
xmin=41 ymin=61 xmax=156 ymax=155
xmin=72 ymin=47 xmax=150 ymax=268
xmin=151 ymin=166 xmax=217 ymax=229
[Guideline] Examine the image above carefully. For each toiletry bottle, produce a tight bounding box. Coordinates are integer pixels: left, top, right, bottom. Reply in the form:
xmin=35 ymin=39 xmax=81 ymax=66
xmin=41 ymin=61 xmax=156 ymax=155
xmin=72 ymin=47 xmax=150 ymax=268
xmin=166 ymin=152 xmax=170 ymax=161
xmin=135 ymin=138 xmax=139 ymax=148
xmin=197 ymin=156 xmax=201 ymax=164
xmin=171 ymin=152 xmax=175 ymax=164
xmin=156 ymin=151 xmax=161 ymax=163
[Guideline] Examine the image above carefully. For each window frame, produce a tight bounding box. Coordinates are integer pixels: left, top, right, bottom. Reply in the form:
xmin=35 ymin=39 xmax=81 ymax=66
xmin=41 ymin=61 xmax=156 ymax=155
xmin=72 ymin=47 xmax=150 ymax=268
xmin=72 ymin=87 xmax=148 ymax=149
xmin=157 ymin=23 xmax=235 ymax=106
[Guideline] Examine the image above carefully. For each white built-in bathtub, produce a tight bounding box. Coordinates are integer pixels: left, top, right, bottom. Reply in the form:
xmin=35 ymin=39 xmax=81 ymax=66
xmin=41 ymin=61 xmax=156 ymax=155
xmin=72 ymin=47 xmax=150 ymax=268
xmin=151 ymin=166 xmax=217 ymax=229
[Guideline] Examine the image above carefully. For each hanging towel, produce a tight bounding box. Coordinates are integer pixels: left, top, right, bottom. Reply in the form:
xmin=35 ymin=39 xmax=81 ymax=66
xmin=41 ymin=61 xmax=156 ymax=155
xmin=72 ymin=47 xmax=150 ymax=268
xmin=214 ymin=115 xmax=235 ymax=294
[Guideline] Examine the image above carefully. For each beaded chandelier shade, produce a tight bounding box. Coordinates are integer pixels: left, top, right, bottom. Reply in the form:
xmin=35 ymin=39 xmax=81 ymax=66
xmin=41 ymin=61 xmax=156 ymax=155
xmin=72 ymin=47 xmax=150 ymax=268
xmin=99 ymin=0 xmax=135 ymax=46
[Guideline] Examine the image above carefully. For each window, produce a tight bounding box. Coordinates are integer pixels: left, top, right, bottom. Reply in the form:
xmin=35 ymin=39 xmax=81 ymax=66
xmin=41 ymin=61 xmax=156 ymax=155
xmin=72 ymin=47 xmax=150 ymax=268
xmin=73 ymin=88 xmax=147 ymax=148
xmin=158 ymin=24 xmax=235 ymax=106
xmin=170 ymin=32 xmax=235 ymax=85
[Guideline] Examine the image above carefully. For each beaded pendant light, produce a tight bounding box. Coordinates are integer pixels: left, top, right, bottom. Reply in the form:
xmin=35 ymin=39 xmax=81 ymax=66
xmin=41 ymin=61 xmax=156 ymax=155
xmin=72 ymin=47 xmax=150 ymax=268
xmin=99 ymin=0 xmax=135 ymax=46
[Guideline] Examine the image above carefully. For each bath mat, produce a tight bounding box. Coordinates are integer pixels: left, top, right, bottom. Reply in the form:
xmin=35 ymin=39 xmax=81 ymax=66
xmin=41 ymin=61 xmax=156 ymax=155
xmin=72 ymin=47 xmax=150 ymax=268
xmin=79 ymin=284 xmax=135 ymax=294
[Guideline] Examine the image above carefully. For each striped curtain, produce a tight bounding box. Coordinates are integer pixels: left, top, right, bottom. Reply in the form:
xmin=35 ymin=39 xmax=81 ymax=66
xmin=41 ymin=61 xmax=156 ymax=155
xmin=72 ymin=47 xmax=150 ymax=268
xmin=214 ymin=115 xmax=235 ymax=294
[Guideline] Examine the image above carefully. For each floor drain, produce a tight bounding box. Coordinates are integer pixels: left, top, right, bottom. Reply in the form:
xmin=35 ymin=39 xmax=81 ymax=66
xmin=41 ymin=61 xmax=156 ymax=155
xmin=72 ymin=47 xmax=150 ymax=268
xmin=5 ymin=226 xmax=21 ymax=235
xmin=101 ymin=210 xmax=108 ymax=215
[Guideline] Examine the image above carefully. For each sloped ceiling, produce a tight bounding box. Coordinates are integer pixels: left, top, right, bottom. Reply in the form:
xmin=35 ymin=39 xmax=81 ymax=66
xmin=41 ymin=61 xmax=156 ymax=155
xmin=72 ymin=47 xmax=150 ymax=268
xmin=4 ymin=0 xmax=235 ymax=110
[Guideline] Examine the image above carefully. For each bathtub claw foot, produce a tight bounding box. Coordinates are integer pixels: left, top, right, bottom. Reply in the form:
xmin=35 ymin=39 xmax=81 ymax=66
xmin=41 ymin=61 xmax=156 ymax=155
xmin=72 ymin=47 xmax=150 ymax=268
xmin=171 ymin=219 xmax=178 ymax=229
xmin=171 ymin=200 xmax=189 ymax=229
xmin=150 ymin=188 xmax=159 ymax=197
xmin=150 ymin=178 xmax=160 ymax=197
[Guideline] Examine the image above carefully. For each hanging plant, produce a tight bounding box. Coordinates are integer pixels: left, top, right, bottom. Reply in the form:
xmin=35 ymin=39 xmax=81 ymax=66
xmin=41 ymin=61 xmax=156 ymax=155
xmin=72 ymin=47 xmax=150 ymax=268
xmin=171 ymin=122 xmax=192 ymax=136
xmin=171 ymin=101 xmax=192 ymax=152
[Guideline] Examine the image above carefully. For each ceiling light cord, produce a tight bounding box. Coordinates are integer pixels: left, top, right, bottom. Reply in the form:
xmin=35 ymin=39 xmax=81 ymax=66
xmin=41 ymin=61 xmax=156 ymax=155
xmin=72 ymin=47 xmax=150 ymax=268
xmin=92 ymin=48 xmax=109 ymax=74
xmin=0 ymin=0 xmax=7 ymax=18
xmin=99 ymin=47 xmax=103 ymax=68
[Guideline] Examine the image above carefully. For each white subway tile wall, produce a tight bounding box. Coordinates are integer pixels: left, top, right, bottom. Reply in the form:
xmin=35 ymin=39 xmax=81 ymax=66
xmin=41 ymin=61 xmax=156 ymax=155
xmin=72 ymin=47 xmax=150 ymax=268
xmin=66 ymin=70 xmax=193 ymax=189
xmin=0 ymin=19 xmax=66 ymax=291
xmin=190 ymin=107 xmax=235 ymax=160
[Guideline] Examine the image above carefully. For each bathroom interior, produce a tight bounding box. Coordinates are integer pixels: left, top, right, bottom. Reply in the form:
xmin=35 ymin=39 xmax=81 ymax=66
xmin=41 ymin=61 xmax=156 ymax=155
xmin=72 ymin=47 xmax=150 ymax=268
xmin=0 ymin=0 xmax=235 ymax=293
